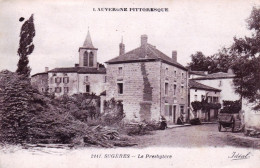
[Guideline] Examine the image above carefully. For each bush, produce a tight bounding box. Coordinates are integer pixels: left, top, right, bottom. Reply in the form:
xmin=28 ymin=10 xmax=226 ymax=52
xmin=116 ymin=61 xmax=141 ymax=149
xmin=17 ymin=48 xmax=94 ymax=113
xmin=220 ymin=100 xmax=241 ymax=114
xmin=0 ymin=70 xmax=126 ymax=147
xmin=101 ymin=98 xmax=125 ymax=126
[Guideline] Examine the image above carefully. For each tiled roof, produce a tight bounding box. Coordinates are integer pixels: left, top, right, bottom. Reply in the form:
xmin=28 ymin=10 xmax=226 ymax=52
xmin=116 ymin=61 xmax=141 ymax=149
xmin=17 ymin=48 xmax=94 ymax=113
xmin=189 ymin=80 xmax=221 ymax=92
xmin=48 ymin=67 xmax=106 ymax=74
xmin=189 ymin=71 xmax=207 ymax=76
xmin=192 ymin=72 xmax=236 ymax=80
xmin=106 ymin=43 xmax=187 ymax=71
xmin=31 ymin=72 xmax=48 ymax=77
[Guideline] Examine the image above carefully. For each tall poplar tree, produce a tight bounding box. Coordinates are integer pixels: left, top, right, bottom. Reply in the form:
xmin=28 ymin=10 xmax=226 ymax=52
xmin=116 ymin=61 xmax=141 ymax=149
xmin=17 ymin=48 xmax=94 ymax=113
xmin=16 ymin=14 xmax=35 ymax=77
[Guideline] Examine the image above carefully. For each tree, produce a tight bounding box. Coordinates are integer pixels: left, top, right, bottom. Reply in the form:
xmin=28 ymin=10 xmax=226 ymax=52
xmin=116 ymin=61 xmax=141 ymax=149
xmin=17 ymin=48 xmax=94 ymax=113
xmin=230 ymin=7 xmax=260 ymax=110
xmin=188 ymin=49 xmax=235 ymax=74
xmin=188 ymin=51 xmax=211 ymax=72
xmin=16 ymin=14 xmax=35 ymax=77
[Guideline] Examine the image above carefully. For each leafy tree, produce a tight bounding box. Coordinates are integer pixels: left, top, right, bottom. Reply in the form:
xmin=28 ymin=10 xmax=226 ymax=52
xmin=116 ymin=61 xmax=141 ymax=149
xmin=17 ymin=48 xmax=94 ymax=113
xmin=188 ymin=49 xmax=235 ymax=74
xmin=188 ymin=7 xmax=260 ymax=110
xmin=230 ymin=7 xmax=260 ymax=110
xmin=16 ymin=14 xmax=35 ymax=77
xmin=188 ymin=51 xmax=211 ymax=72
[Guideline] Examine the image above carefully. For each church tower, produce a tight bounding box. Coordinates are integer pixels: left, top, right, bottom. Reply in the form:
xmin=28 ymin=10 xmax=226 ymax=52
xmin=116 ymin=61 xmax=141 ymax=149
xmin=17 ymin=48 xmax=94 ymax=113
xmin=78 ymin=29 xmax=98 ymax=67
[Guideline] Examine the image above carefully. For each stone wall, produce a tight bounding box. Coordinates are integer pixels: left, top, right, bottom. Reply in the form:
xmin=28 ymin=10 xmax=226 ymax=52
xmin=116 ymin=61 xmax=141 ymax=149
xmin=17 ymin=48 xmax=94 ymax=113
xmin=160 ymin=62 xmax=189 ymax=123
xmin=31 ymin=73 xmax=48 ymax=93
xmin=48 ymin=72 xmax=79 ymax=96
xmin=48 ymin=72 xmax=106 ymax=97
xmin=106 ymin=61 xmax=161 ymax=121
xmin=106 ymin=61 xmax=189 ymax=123
xmin=78 ymin=73 xmax=106 ymax=95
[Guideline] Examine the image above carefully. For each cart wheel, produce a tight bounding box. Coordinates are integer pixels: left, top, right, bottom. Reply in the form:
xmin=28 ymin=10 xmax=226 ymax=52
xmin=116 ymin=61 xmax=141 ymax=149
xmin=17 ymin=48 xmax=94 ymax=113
xmin=218 ymin=124 xmax=221 ymax=132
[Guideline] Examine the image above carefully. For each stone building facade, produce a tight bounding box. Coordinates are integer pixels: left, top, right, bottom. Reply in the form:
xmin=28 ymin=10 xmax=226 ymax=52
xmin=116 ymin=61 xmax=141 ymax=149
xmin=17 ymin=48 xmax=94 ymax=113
xmin=31 ymin=30 xmax=106 ymax=96
xmin=106 ymin=35 xmax=188 ymax=123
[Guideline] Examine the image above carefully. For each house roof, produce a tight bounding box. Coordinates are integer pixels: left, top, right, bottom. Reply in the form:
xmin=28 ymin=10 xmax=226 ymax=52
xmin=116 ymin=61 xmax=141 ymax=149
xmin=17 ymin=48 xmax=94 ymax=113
xmin=31 ymin=72 xmax=48 ymax=77
xmin=189 ymin=71 xmax=207 ymax=76
xmin=106 ymin=43 xmax=187 ymax=71
xmin=46 ymin=67 xmax=106 ymax=74
xmin=192 ymin=72 xmax=236 ymax=80
xmin=83 ymin=30 xmax=95 ymax=49
xmin=189 ymin=80 xmax=221 ymax=92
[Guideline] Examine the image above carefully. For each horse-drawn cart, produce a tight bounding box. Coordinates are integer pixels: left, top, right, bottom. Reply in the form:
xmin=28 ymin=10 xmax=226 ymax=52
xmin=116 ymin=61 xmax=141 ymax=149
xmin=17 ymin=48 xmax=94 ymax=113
xmin=218 ymin=113 xmax=241 ymax=132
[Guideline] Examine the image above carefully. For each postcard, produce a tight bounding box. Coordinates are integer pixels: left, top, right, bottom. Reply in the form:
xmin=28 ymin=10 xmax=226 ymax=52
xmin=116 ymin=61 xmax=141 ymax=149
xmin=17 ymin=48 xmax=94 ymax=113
xmin=0 ymin=0 xmax=260 ymax=168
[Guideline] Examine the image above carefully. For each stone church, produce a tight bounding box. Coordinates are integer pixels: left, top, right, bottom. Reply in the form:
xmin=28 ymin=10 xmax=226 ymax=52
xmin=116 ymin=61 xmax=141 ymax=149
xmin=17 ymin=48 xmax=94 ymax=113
xmin=105 ymin=35 xmax=189 ymax=123
xmin=31 ymin=30 xmax=106 ymax=97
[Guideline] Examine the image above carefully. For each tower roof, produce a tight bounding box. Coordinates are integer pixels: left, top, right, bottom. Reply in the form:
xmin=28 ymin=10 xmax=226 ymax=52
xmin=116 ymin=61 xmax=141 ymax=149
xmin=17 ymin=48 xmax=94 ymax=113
xmin=83 ymin=30 xmax=95 ymax=48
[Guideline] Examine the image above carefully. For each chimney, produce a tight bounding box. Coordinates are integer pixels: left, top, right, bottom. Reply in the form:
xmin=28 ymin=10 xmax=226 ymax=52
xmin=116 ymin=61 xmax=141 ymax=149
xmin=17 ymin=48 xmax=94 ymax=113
xmin=45 ymin=67 xmax=49 ymax=72
xmin=172 ymin=50 xmax=177 ymax=62
xmin=141 ymin=34 xmax=148 ymax=46
xmin=119 ymin=38 xmax=125 ymax=55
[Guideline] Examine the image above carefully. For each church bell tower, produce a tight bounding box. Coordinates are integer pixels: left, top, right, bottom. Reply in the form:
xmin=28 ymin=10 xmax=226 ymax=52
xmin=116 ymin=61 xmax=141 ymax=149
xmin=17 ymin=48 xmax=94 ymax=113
xmin=78 ymin=29 xmax=98 ymax=67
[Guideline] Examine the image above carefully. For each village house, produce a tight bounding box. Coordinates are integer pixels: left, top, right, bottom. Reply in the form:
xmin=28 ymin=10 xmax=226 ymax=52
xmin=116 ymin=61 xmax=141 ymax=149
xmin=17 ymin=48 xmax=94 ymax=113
xmin=31 ymin=30 xmax=106 ymax=97
xmin=105 ymin=35 xmax=189 ymax=123
xmin=190 ymin=69 xmax=239 ymax=102
xmin=189 ymin=79 xmax=221 ymax=121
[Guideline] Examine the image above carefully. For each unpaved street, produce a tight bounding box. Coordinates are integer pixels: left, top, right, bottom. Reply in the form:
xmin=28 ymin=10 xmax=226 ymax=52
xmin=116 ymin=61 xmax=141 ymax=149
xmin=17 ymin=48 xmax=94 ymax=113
xmin=134 ymin=124 xmax=258 ymax=148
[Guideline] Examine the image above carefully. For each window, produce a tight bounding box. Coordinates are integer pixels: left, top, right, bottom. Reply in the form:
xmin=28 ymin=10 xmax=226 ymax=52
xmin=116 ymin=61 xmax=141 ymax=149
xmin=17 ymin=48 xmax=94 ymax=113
xmin=173 ymin=84 xmax=177 ymax=95
xmin=118 ymin=67 xmax=123 ymax=75
xmin=89 ymin=52 xmax=94 ymax=67
xmin=83 ymin=51 xmax=88 ymax=66
xmin=55 ymin=87 xmax=61 ymax=93
xmin=49 ymin=88 xmax=53 ymax=93
xmin=174 ymin=70 xmax=177 ymax=77
xmin=195 ymin=95 xmax=198 ymax=101
xmin=219 ymin=80 xmax=222 ymax=87
xmin=117 ymin=83 xmax=123 ymax=94
xmin=104 ymin=76 xmax=107 ymax=83
xmin=53 ymin=73 xmax=57 ymax=76
xmin=64 ymin=87 xmax=69 ymax=93
xmin=182 ymin=72 xmax=184 ymax=79
xmin=213 ymin=97 xmax=219 ymax=103
xmin=85 ymin=76 xmax=89 ymax=82
xmin=86 ymin=85 xmax=90 ymax=93
xmin=208 ymin=96 xmax=212 ymax=103
xmin=181 ymin=86 xmax=184 ymax=96
xmin=201 ymin=95 xmax=205 ymax=101
xmin=41 ymin=88 xmax=45 ymax=92
xmin=165 ymin=83 xmax=169 ymax=95
xmin=63 ymin=77 xmax=69 ymax=84
xmin=165 ymin=68 xmax=168 ymax=75
xmin=180 ymin=105 xmax=184 ymax=114
xmin=55 ymin=77 xmax=61 ymax=83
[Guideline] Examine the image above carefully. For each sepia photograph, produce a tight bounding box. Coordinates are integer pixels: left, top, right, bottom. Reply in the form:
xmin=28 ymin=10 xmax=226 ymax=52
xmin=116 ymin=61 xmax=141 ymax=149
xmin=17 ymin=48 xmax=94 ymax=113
xmin=0 ymin=0 xmax=260 ymax=167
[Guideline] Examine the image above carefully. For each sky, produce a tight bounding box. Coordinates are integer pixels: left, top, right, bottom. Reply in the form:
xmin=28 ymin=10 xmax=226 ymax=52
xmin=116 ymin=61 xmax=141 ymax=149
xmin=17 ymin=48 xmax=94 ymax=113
xmin=0 ymin=0 xmax=259 ymax=75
